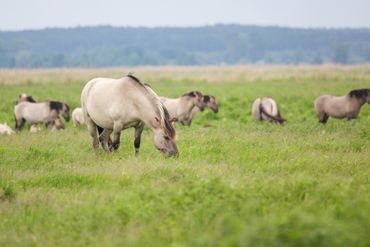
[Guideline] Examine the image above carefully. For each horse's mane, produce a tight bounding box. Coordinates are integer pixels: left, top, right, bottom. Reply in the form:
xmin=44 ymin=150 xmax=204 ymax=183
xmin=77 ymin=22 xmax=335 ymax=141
xmin=182 ymin=91 xmax=202 ymax=97
xmin=127 ymin=74 xmax=142 ymax=84
xmin=49 ymin=101 xmax=69 ymax=112
xmin=126 ymin=74 xmax=176 ymax=138
xmin=348 ymin=89 xmax=370 ymax=99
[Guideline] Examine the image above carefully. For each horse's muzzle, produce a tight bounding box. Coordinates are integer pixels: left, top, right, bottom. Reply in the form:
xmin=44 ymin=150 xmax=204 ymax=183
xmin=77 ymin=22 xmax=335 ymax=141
xmin=160 ymin=148 xmax=179 ymax=158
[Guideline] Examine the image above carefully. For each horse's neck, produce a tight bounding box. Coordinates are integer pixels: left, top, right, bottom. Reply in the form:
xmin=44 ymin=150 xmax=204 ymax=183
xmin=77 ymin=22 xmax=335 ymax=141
xmin=190 ymin=106 xmax=200 ymax=118
xmin=178 ymin=96 xmax=195 ymax=116
xmin=347 ymin=95 xmax=365 ymax=108
xmin=138 ymin=95 xmax=164 ymax=130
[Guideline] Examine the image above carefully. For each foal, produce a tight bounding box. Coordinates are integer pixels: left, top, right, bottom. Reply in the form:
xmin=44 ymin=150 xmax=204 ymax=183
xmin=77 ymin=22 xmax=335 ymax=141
xmin=72 ymin=107 xmax=85 ymax=126
xmin=314 ymin=88 xmax=370 ymax=124
xmin=160 ymin=91 xmax=206 ymax=125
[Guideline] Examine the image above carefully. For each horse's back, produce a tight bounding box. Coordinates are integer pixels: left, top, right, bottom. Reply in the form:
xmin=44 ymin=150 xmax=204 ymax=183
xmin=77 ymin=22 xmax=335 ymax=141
xmin=81 ymin=77 xmax=146 ymax=129
xmin=261 ymin=97 xmax=278 ymax=116
xmin=314 ymin=94 xmax=351 ymax=118
xmin=14 ymin=102 xmax=50 ymax=124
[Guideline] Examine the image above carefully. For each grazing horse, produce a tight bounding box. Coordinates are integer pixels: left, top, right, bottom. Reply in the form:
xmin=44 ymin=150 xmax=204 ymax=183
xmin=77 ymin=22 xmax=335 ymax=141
xmin=160 ymin=91 xmax=206 ymax=126
xmin=81 ymin=75 xmax=178 ymax=157
xmin=0 ymin=123 xmax=14 ymax=135
xmin=182 ymin=95 xmax=219 ymax=126
xmin=314 ymin=88 xmax=370 ymax=124
xmin=14 ymin=101 xmax=70 ymax=131
xmin=72 ymin=107 xmax=85 ymax=126
xmin=252 ymin=97 xmax=285 ymax=125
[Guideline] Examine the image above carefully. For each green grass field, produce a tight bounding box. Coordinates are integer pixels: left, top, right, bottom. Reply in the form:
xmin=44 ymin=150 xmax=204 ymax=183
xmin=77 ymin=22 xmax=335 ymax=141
xmin=0 ymin=65 xmax=369 ymax=246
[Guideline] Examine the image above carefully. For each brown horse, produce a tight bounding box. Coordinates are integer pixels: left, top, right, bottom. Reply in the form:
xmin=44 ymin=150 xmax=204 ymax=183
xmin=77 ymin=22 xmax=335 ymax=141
xmin=314 ymin=88 xmax=370 ymax=124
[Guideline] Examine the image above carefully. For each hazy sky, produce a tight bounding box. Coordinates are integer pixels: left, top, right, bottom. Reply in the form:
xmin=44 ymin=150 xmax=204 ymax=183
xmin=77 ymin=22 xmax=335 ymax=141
xmin=1 ymin=0 xmax=370 ymax=31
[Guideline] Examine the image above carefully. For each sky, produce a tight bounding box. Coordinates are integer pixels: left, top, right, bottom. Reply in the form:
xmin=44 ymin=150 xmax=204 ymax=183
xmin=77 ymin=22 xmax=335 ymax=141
xmin=1 ymin=0 xmax=370 ymax=31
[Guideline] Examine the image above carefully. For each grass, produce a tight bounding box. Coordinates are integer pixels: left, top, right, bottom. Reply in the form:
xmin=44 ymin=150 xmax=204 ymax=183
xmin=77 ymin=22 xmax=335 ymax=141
xmin=0 ymin=65 xmax=369 ymax=246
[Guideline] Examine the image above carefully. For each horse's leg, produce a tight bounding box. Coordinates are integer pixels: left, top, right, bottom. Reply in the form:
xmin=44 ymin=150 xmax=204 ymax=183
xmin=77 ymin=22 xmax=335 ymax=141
xmin=134 ymin=124 xmax=144 ymax=156
xmin=319 ymin=113 xmax=329 ymax=124
xmin=15 ymin=116 xmax=26 ymax=131
xmin=112 ymin=122 xmax=123 ymax=150
xmin=100 ymin=129 xmax=113 ymax=152
xmin=97 ymin=125 xmax=113 ymax=149
xmin=85 ymin=116 xmax=99 ymax=151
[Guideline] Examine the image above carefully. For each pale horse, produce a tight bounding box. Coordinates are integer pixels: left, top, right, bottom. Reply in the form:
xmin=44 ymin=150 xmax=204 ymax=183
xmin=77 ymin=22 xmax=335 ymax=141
xmin=252 ymin=97 xmax=285 ymax=125
xmin=15 ymin=94 xmax=66 ymax=131
xmin=81 ymin=75 xmax=178 ymax=157
xmin=14 ymin=101 xmax=70 ymax=131
xmin=160 ymin=91 xmax=206 ymax=126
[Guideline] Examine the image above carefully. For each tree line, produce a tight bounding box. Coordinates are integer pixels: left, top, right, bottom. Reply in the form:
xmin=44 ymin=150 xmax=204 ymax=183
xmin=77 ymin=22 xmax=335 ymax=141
xmin=0 ymin=24 xmax=369 ymax=67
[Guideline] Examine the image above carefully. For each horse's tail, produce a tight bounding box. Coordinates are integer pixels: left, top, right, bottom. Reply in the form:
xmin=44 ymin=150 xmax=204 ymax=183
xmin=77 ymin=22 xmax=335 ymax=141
xmin=259 ymin=104 xmax=285 ymax=125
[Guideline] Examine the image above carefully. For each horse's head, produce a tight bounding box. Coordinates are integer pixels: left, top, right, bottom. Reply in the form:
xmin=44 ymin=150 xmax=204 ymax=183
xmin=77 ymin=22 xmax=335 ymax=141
xmin=204 ymin=95 xmax=219 ymax=113
xmin=61 ymin=103 xmax=71 ymax=121
xmin=16 ymin=93 xmax=36 ymax=105
xmin=152 ymin=111 xmax=178 ymax=157
xmin=50 ymin=101 xmax=70 ymax=122
xmin=349 ymin=89 xmax=370 ymax=104
xmin=187 ymin=91 xmax=206 ymax=111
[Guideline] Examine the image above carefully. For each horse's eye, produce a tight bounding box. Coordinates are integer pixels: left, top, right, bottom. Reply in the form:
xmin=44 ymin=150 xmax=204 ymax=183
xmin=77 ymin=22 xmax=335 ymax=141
xmin=164 ymin=136 xmax=170 ymax=140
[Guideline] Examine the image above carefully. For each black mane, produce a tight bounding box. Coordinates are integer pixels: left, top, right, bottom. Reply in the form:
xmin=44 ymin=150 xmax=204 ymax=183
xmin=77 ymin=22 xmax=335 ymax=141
xmin=348 ymin=89 xmax=370 ymax=99
xmin=183 ymin=91 xmax=202 ymax=97
xmin=127 ymin=74 xmax=141 ymax=84
xmin=49 ymin=101 xmax=63 ymax=112
xmin=25 ymin=96 xmax=36 ymax=103
xmin=203 ymin=95 xmax=210 ymax=102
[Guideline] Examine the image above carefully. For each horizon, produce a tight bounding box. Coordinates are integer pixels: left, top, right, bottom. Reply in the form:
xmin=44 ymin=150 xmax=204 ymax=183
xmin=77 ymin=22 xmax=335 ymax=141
xmin=2 ymin=23 xmax=370 ymax=33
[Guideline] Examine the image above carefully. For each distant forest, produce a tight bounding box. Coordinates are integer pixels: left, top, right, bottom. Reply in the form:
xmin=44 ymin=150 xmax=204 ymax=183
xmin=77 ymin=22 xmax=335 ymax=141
xmin=0 ymin=24 xmax=370 ymax=67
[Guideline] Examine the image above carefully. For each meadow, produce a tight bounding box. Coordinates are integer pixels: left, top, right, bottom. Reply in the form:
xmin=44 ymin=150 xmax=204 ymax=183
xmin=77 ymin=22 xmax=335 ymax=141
xmin=0 ymin=65 xmax=369 ymax=246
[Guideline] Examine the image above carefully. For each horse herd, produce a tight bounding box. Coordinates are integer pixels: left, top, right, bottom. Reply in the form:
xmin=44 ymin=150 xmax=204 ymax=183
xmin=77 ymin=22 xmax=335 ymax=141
xmin=1 ymin=74 xmax=369 ymax=157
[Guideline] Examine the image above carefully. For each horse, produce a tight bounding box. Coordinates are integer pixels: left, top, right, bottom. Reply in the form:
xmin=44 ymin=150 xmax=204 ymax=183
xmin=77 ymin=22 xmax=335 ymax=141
xmin=314 ymin=88 xmax=370 ymax=124
xmin=160 ymin=91 xmax=206 ymax=126
xmin=252 ymin=97 xmax=285 ymax=125
xmin=80 ymin=75 xmax=178 ymax=157
xmin=15 ymin=94 xmax=66 ymax=131
xmin=181 ymin=95 xmax=219 ymax=126
xmin=14 ymin=101 xmax=70 ymax=131
xmin=72 ymin=107 xmax=85 ymax=126
xmin=0 ymin=123 xmax=14 ymax=135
